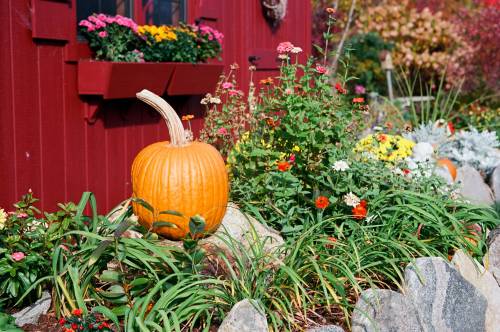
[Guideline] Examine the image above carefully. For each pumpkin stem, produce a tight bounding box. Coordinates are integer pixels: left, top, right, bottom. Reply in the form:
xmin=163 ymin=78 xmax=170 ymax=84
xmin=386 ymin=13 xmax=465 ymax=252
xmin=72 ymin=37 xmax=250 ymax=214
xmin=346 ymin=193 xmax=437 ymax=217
xmin=136 ymin=89 xmax=187 ymax=146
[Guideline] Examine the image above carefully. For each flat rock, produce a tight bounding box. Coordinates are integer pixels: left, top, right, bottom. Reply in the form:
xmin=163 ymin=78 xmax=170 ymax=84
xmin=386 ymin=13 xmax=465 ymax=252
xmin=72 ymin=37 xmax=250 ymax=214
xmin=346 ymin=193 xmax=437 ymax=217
xmin=404 ymin=257 xmax=488 ymax=332
xmin=456 ymin=165 xmax=494 ymax=205
xmin=307 ymin=325 xmax=345 ymax=332
xmin=217 ymin=299 xmax=268 ymax=332
xmin=452 ymin=250 xmax=500 ymax=331
xmin=486 ymin=226 xmax=500 ymax=286
xmin=351 ymin=289 xmax=423 ymax=332
xmin=12 ymin=291 xmax=51 ymax=326
xmin=200 ymin=203 xmax=284 ymax=256
xmin=490 ymin=165 xmax=500 ymax=202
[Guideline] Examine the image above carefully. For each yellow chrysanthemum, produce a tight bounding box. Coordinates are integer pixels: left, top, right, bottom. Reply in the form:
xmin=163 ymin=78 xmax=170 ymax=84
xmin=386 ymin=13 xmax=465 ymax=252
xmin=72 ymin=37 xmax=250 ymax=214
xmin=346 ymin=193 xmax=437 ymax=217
xmin=354 ymin=133 xmax=415 ymax=162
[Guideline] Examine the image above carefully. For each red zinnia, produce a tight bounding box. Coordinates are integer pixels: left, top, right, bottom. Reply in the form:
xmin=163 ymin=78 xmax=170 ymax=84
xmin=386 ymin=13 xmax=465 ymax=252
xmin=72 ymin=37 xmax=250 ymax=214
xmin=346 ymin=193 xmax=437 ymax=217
xmin=353 ymin=97 xmax=364 ymax=103
xmin=403 ymin=169 xmax=411 ymax=175
xmin=352 ymin=202 xmax=368 ymax=220
xmin=59 ymin=318 xmax=66 ymax=325
xmin=71 ymin=323 xmax=78 ymax=330
xmin=448 ymin=121 xmax=455 ymax=134
xmin=72 ymin=308 xmax=83 ymax=316
xmin=277 ymin=161 xmax=291 ymax=172
xmin=315 ymin=196 xmax=330 ymax=209
xmin=335 ymin=83 xmax=347 ymax=94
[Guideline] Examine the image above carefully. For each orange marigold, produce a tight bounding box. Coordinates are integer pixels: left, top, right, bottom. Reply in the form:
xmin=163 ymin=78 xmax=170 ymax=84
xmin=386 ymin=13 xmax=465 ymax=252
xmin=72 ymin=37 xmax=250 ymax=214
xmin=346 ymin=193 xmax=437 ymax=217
xmin=315 ymin=196 xmax=330 ymax=209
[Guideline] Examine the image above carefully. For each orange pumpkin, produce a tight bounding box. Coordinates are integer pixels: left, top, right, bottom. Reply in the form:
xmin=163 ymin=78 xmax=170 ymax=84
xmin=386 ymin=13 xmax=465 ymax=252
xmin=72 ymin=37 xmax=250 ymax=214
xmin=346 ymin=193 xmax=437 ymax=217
xmin=131 ymin=90 xmax=228 ymax=240
xmin=437 ymin=158 xmax=457 ymax=181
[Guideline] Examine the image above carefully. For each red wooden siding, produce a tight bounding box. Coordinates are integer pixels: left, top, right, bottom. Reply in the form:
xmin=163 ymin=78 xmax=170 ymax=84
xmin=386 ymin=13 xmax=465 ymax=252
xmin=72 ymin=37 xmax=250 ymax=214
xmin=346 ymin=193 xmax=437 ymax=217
xmin=0 ymin=0 xmax=311 ymax=213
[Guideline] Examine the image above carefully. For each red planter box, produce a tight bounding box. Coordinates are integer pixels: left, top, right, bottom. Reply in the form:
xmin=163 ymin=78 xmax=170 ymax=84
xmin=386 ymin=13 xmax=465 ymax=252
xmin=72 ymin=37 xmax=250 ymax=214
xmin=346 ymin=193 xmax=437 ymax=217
xmin=166 ymin=63 xmax=223 ymax=96
xmin=78 ymin=61 xmax=224 ymax=99
xmin=78 ymin=61 xmax=174 ymax=99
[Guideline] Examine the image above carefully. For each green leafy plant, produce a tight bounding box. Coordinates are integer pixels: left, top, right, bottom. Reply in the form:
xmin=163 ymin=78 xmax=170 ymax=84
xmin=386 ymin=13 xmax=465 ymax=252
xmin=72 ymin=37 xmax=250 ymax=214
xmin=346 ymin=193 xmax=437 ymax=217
xmin=0 ymin=312 xmax=23 ymax=332
xmin=59 ymin=309 xmax=113 ymax=332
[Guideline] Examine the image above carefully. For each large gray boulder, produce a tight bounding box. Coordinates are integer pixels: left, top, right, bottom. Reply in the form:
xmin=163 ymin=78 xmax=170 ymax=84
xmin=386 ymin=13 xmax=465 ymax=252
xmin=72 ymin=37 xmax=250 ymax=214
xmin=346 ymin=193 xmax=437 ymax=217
xmin=218 ymin=299 xmax=268 ymax=332
xmin=404 ymin=257 xmax=488 ymax=332
xmin=490 ymin=165 xmax=500 ymax=202
xmin=456 ymin=165 xmax=494 ymax=205
xmin=351 ymin=289 xmax=423 ymax=332
xmin=200 ymin=203 xmax=284 ymax=256
xmin=451 ymin=250 xmax=500 ymax=331
xmin=486 ymin=227 xmax=500 ymax=286
xmin=12 ymin=291 xmax=51 ymax=326
xmin=307 ymin=325 xmax=345 ymax=332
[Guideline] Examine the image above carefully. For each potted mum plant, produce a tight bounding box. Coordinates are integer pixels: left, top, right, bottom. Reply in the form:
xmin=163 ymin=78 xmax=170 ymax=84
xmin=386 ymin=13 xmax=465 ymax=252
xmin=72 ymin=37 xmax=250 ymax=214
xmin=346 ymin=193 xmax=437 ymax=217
xmin=77 ymin=14 xmax=224 ymax=99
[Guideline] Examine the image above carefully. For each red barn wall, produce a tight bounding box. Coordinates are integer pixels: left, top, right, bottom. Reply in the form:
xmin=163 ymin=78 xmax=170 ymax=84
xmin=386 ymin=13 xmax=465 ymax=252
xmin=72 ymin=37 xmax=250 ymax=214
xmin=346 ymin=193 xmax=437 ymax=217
xmin=0 ymin=0 xmax=311 ymax=213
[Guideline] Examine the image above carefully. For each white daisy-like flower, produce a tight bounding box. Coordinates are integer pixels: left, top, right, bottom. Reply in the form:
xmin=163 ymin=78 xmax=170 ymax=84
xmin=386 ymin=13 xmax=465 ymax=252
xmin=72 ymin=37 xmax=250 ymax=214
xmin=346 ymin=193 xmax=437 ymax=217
xmin=210 ymin=97 xmax=221 ymax=104
xmin=332 ymin=160 xmax=350 ymax=171
xmin=278 ymin=54 xmax=289 ymax=60
xmin=343 ymin=192 xmax=360 ymax=207
xmin=291 ymin=47 xmax=303 ymax=54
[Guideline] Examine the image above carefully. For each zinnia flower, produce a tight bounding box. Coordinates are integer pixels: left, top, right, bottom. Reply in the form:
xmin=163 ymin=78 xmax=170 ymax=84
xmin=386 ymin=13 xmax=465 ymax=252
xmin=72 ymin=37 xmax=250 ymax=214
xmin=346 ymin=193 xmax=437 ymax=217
xmin=355 ymin=85 xmax=366 ymax=94
xmin=332 ymin=160 xmax=349 ymax=171
xmin=11 ymin=252 xmax=25 ymax=261
xmin=277 ymin=41 xmax=295 ymax=54
xmin=217 ymin=127 xmax=228 ymax=135
xmin=343 ymin=192 xmax=360 ymax=207
xmin=277 ymin=161 xmax=291 ymax=172
xmin=315 ymin=64 xmax=328 ymax=74
xmin=98 ymin=31 xmax=108 ymax=38
xmin=352 ymin=202 xmax=368 ymax=220
xmin=288 ymin=154 xmax=296 ymax=163
xmin=315 ymin=196 xmax=330 ymax=209
xmin=222 ymin=82 xmax=233 ymax=89
xmin=335 ymin=82 xmax=347 ymax=94
xmin=353 ymin=97 xmax=365 ymax=103
xmin=72 ymin=308 xmax=83 ymax=316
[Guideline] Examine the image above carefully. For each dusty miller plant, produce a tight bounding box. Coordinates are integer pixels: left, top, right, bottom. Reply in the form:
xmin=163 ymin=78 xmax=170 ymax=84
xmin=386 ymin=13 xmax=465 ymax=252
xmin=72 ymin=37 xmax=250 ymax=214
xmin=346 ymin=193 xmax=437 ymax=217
xmin=439 ymin=128 xmax=500 ymax=174
xmin=403 ymin=122 xmax=449 ymax=146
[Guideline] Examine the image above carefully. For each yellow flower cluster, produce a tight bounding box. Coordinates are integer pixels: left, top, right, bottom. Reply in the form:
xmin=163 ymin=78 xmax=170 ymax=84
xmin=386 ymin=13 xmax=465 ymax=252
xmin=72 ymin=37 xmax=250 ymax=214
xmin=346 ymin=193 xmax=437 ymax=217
xmin=354 ymin=134 xmax=415 ymax=162
xmin=138 ymin=25 xmax=177 ymax=42
xmin=0 ymin=208 xmax=7 ymax=230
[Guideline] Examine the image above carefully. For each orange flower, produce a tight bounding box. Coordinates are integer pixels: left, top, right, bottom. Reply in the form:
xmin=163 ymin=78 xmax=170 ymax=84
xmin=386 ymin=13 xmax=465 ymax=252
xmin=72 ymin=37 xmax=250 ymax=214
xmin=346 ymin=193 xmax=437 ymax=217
xmin=72 ymin=308 xmax=83 ymax=316
xmin=353 ymin=97 xmax=365 ymax=103
xmin=181 ymin=114 xmax=194 ymax=121
xmin=315 ymin=196 xmax=330 ymax=209
xmin=277 ymin=161 xmax=291 ymax=172
xmin=260 ymin=77 xmax=274 ymax=85
xmin=326 ymin=7 xmax=336 ymax=14
xmin=352 ymin=202 xmax=367 ymax=220
xmin=377 ymin=134 xmax=387 ymax=142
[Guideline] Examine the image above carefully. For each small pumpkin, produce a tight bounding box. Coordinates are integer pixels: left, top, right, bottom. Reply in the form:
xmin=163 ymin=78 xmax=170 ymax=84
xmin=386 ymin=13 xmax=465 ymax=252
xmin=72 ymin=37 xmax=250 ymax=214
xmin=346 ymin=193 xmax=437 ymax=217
xmin=437 ymin=158 xmax=457 ymax=181
xmin=131 ymin=90 xmax=228 ymax=240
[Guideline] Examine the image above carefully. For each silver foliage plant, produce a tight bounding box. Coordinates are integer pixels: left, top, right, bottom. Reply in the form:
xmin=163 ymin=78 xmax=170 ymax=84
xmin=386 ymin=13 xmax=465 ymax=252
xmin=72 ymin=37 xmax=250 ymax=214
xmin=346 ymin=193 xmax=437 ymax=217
xmin=439 ymin=128 xmax=500 ymax=174
xmin=403 ymin=122 xmax=449 ymax=146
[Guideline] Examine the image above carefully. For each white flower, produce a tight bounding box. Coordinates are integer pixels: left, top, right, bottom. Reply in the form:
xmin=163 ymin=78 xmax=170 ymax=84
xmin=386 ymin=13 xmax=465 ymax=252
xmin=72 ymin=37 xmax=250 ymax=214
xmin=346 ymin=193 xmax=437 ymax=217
xmin=291 ymin=47 xmax=303 ymax=54
xmin=343 ymin=192 xmax=360 ymax=207
xmin=450 ymin=189 xmax=460 ymax=200
xmin=278 ymin=54 xmax=289 ymax=60
xmin=0 ymin=208 xmax=7 ymax=230
xmin=210 ymin=97 xmax=221 ymax=104
xmin=332 ymin=160 xmax=349 ymax=171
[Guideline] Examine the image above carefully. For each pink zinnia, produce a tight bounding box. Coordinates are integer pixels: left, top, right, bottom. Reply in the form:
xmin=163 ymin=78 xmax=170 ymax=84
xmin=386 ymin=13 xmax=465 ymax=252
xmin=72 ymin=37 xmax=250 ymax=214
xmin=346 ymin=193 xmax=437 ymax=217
xmin=98 ymin=31 xmax=108 ymax=38
xmin=315 ymin=64 xmax=328 ymax=74
xmin=222 ymin=82 xmax=233 ymax=89
xmin=17 ymin=212 xmax=28 ymax=218
xmin=289 ymin=154 xmax=296 ymax=163
xmin=228 ymin=89 xmax=241 ymax=96
xmin=217 ymin=127 xmax=228 ymax=135
xmin=277 ymin=41 xmax=295 ymax=54
xmin=355 ymin=85 xmax=366 ymax=94
xmin=11 ymin=252 xmax=25 ymax=261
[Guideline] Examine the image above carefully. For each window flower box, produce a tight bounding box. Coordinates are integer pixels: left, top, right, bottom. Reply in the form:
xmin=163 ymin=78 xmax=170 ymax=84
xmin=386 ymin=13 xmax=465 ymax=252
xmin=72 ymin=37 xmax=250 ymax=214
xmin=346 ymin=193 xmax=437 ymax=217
xmin=78 ymin=61 xmax=223 ymax=99
xmin=166 ymin=63 xmax=223 ymax=96
xmin=78 ymin=60 xmax=174 ymax=99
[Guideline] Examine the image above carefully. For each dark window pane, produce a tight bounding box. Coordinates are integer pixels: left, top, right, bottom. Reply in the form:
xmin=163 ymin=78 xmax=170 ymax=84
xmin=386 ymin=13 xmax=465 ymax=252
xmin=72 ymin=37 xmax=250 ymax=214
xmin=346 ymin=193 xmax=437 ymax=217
xmin=142 ymin=0 xmax=186 ymax=25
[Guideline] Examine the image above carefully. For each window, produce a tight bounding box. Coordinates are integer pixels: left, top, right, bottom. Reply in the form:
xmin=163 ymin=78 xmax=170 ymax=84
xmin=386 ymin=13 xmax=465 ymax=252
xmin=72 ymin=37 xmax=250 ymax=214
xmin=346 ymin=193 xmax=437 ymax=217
xmin=142 ymin=0 xmax=186 ymax=25
xmin=77 ymin=0 xmax=133 ymax=25
xmin=77 ymin=1 xmax=186 ymax=27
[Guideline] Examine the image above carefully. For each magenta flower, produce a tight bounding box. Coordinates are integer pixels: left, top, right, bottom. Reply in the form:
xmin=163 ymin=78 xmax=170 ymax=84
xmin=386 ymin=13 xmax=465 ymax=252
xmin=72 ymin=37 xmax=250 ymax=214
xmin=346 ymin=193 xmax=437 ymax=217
xmin=289 ymin=154 xmax=296 ymax=163
xmin=355 ymin=85 xmax=366 ymax=94
xmin=315 ymin=64 xmax=328 ymax=74
xmin=217 ymin=127 xmax=228 ymax=135
xmin=11 ymin=252 xmax=25 ymax=262
xmin=98 ymin=31 xmax=108 ymax=38
xmin=222 ymin=82 xmax=234 ymax=89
